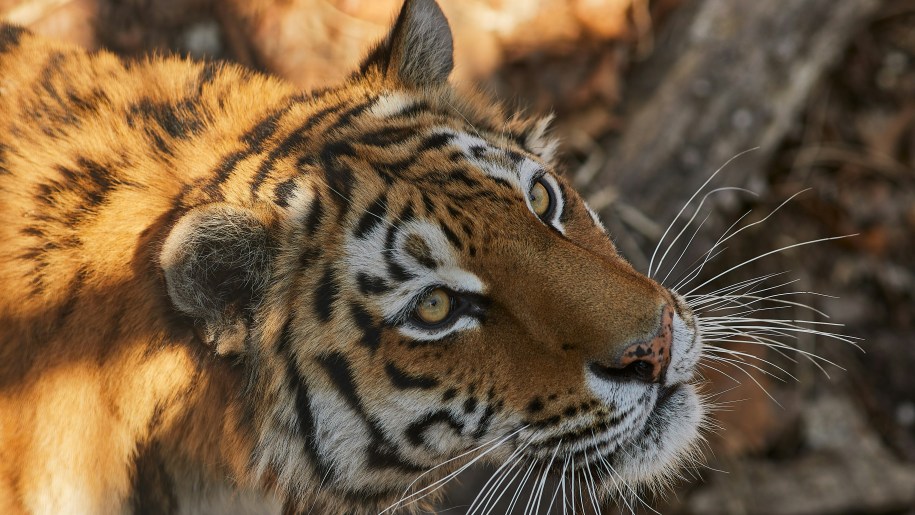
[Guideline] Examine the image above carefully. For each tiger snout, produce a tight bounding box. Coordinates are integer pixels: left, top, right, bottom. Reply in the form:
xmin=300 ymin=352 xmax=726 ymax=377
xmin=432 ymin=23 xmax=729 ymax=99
xmin=588 ymin=304 xmax=674 ymax=384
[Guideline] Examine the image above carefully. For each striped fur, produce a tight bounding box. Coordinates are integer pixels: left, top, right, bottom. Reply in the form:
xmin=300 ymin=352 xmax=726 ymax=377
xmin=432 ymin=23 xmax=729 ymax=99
xmin=0 ymin=1 xmax=705 ymax=513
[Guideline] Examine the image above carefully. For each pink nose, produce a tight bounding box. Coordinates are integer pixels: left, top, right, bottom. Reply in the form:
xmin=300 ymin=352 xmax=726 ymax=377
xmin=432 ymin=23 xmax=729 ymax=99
xmin=589 ymin=305 xmax=673 ymax=384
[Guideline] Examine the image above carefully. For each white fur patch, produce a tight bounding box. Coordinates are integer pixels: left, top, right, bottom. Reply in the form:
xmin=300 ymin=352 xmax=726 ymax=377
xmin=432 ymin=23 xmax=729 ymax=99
xmin=666 ymin=313 xmax=702 ymax=385
xmin=369 ymin=92 xmax=415 ymax=118
xmin=283 ymin=180 xmax=316 ymax=226
xmin=584 ymin=203 xmax=607 ymax=233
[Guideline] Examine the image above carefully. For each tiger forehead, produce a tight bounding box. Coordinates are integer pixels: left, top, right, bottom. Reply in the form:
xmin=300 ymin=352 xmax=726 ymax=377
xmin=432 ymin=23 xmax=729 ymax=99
xmin=352 ymin=92 xmax=540 ymax=174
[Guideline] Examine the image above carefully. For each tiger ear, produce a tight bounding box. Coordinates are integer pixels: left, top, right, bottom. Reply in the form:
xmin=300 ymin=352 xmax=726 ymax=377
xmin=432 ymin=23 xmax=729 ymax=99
xmin=359 ymin=0 xmax=454 ymax=88
xmin=160 ymin=204 xmax=273 ymax=356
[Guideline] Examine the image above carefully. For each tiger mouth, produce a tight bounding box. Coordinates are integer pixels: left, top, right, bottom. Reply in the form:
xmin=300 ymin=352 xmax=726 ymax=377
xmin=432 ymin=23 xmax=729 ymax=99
xmin=518 ymin=382 xmax=694 ymax=473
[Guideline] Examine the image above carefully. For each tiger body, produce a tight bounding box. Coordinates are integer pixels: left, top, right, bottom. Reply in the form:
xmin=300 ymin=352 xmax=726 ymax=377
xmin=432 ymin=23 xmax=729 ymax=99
xmin=0 ymin=1 xmax=704 ymax=513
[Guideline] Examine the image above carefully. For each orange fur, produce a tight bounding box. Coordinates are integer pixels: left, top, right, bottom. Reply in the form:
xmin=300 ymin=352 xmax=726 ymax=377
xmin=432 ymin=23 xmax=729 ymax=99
xmin=0 ymin=2 xmax=704 ymax=512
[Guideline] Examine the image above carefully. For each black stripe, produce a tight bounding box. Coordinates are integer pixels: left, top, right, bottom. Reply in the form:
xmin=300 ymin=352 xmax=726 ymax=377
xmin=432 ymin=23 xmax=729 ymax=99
xmin=356 ymin=273 xmax=389 ymax=295
xmin=273 ymin=178 xmax=298 ymax=207
xmin=353 ymin=193 xmax=387 ymax=239
xmin=504 ymin=149 xmax=524 ymax=164
xmin=473 ymin=404 xmax=496 ymax=438
xmin=460 ymin=221 xmax=474 ymax=238
xmin=421 ymin=193 xmax=435 ymax=215
xmin=349 ymin=303 xmax=381 ymax=352
xmin=321 ymin=141 xmax=357 ymax=208
xmin=470 ymin=145 xmax=488 ymax=159
xmin=439 ymin=221 xmax=463 ymax=251
xmin=313 ymin=265 xmax=338 ymax=322
xmin=304 ymin=192 xmax=324 ymax=236
xmin=299 ymin=246 xmax=321 ymax=269
xmin=242 ymin=109 xmax=286 ymax=148
xmin=375 ymin=156 xmax=419 ymax=180
xmin=127 ymin=98 xmax=202 ymax=140
xmin=491 ymin=177 xmax=515 ymax=190
xmin=279 ymin=321 xmax=337 ymax=483
xmin=205 ymin=96 xmax=303 ymax=197
xmin=405 ymin=410 xmax=464 ymax=446
xmin=207 ymin=150 xmax=246 ymax=197
xmin=397 ymin=201 xmax=415 ymax=223
xmin=196 ymin=61 xmax=219 ymax=94
xmin=417 ymin=132 xmax=454 ymax=152
xmin=0 ymin=24 xmax=27 ymax=55
xmin=327 ymin=100 xmax=372 ymax=132
xmin=393 ymin=101 xmax=430 ymax=118
xmin=385 ymin=363 xmax=439 ymax=390
xmin=249 ymin=128 xmax=309 ymax=194
xmin=383 ymin=225 xmax=413 ymax=282
xmin=316 ymin=352 xmax=363 ymax=412
xmin=359 ymin=126 xmax=415 ymax=147
xmin=0 ymin=143 xmax=9 ymax=175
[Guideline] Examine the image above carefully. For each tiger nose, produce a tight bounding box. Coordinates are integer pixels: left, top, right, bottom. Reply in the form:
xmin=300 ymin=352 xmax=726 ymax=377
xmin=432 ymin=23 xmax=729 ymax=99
xmin=588 ymin=304 xmax=674 ymax=384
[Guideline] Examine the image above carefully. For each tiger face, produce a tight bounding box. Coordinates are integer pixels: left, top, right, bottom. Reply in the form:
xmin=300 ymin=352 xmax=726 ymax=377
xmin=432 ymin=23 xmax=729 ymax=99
xmin=0 ymin=0 xmax=702 ymax=510
xmin=156 ymin=0 xmax=704 ymax=511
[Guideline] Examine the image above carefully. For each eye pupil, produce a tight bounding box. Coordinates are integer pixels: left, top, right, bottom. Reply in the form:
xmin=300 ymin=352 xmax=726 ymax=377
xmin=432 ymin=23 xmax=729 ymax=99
xmin=415 ymin=288 xmax=451 ymax=325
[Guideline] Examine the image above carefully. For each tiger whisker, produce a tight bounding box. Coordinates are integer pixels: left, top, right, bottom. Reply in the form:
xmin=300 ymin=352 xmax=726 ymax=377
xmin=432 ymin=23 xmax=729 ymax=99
xmin=549 ymin=454 xmax=569 ymax=515
xmin=582 ymin=452 xmax=602 ymax=515
xmin=529 ymin=441 xmax=561 ymax=515
xmin=504 ymin=457 xmax=537 ymax=515
xmin=659 ymin=210 xmax=711 ymax=286
xmin=654 ymin=186 xmax=756 ymax=280
xmin=648 ymin=147 xmax=760 ymax=278
xmin=673 ymin=188 xmax=813 ymax=291
xmin=685 ymin=271 xmax=790 ymax=305
xmin=466 ymin=437 xmax=532 ymax=515
xmin=383 ymin=425 xmax=527 ymax=513
xmin=684 ymin=234 xmax=858 ymax=297
xmin=478 ymin=451 xmax=530 ymax=515
xmin=702 ymin=355 xmax=781 ymax=406
xmin=702 ymin=348 xmax=795 ymax=381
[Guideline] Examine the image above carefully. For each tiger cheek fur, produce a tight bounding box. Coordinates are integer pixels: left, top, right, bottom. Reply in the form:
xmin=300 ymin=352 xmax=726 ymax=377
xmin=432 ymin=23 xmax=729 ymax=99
xmin=0 ymin=0 xmax=705 ymax=513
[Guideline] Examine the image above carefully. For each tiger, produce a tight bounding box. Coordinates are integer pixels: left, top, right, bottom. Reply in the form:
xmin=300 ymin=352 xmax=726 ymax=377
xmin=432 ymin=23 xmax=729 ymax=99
xmin=0 ymin=0 xmax=705 ymax=513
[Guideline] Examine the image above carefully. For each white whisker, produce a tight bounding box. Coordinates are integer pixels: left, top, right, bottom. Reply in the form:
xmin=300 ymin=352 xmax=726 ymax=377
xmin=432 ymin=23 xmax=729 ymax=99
xmin=649 ymin=148 xmax=759 ymax=278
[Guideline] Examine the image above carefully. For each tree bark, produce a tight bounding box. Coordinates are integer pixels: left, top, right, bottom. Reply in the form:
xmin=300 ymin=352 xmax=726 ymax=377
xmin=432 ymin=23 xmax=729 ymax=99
xmin=590 ymin=0 xmax=881 ymax=266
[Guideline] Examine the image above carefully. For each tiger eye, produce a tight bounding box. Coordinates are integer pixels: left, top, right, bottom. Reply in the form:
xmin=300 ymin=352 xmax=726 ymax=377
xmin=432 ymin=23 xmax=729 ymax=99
xmin=529 ymin=180 xmax=551 ymax=217
xmin=416 ymin=288 xmax=451 ymax=325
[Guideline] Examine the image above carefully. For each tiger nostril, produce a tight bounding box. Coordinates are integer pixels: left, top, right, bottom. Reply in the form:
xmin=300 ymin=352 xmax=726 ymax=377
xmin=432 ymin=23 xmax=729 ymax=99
xmin=588 ymin=304 xmax=674 ymax=385
xmin=631 ymin=360 xmax=655 ymax=382
xmin=589 ymin=359 xmax=658 ymax=383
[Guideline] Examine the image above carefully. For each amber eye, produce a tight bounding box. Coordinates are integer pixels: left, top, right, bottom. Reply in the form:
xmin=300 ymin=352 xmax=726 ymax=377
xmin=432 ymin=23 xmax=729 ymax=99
xmin=415 ymin=288 xmax=452 ymax=326
xmin=529 ymin=178 xmax=554 ymax=218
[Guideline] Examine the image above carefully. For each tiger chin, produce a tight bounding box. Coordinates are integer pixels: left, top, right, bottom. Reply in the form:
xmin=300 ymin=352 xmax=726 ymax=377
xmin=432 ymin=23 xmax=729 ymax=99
xmin=0 ymin=0 xmax=704 ymax=513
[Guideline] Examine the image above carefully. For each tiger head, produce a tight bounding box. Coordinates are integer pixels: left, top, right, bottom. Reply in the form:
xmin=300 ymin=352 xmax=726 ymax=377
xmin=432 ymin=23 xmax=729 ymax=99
xmin=160 ymin=0 xmax=704 ymax=511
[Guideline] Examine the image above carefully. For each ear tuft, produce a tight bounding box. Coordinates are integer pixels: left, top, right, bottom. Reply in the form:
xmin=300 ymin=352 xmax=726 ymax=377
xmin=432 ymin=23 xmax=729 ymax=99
xmin=525 ymin=115 xmax=560 ymax=165
xmin=360 ymin=0 xmax=454 ymax=87
xmin=160 ymin=204 xmax=273 ymax=356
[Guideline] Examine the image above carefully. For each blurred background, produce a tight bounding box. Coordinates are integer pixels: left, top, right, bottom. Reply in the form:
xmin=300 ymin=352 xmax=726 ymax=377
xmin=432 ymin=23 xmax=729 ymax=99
xmin=2 ymin=0 xmax=913 ymax=513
